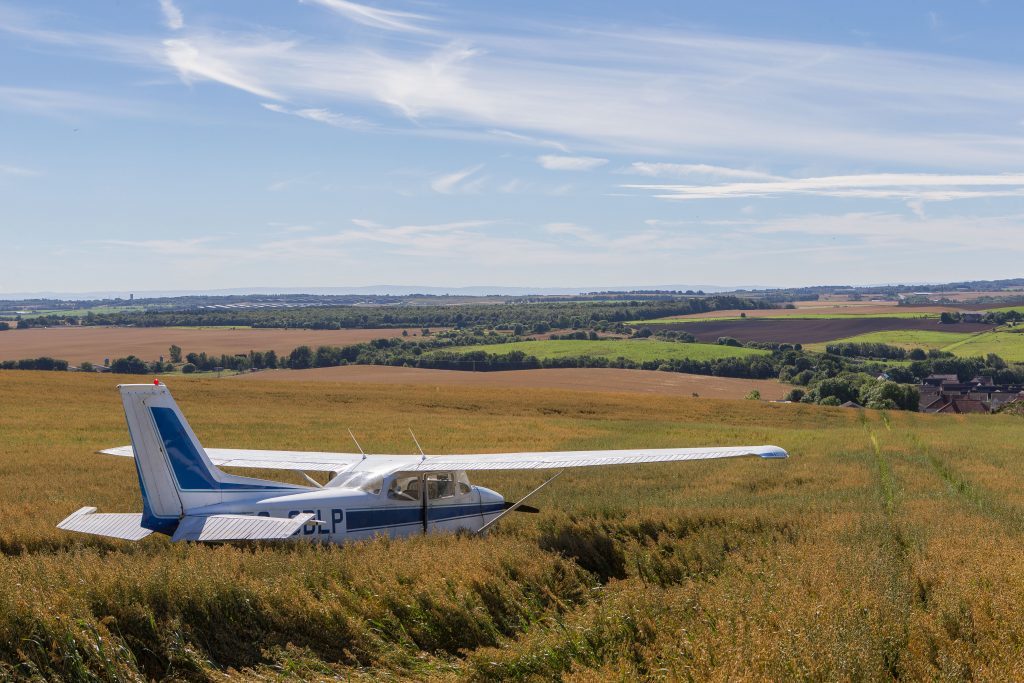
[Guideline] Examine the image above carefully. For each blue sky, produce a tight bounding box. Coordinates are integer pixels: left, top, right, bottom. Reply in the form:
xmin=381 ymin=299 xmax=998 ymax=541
xmin=2 ymin=0 xmax=1023 ymax=294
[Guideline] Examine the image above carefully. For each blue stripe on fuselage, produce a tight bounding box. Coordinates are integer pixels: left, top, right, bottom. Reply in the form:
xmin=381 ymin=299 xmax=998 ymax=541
xmin=345 ymin=502 xmax=506 ymax=532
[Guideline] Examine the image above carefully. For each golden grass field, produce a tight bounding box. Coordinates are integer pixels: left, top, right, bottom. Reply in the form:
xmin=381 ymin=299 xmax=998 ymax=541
xmin=0 ymin=327 xmax=416 ymax=364
xmin=4 ymin=370 xmax=1024 ymax=680
xmin=230 ymin=366 xmax=788 ymax=400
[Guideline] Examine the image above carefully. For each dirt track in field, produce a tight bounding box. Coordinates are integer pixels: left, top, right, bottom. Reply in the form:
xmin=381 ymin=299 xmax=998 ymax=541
xmin=229 ymin=365 xmax=787 ymax=400
xmin=658 ymin=318 xmax=997 ymax=344
xmin=0 ymin=327 xmax=414 ymax=364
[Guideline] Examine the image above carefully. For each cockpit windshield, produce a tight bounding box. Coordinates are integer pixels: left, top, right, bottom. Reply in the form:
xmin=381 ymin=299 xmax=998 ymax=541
xmin=330 ymin=471 xmax=383 ymax=494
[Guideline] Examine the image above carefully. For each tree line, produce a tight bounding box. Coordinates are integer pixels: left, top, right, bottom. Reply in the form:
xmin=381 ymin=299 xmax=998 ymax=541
xmin=12 ymin=296 xmax=774 ymax=330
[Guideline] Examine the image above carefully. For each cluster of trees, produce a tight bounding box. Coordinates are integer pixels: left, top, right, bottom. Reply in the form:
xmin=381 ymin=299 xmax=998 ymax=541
xmin=824 ymin=342 xmax=927 ymax=360
xmin=549 ymin=330 xmax=600 ymax=340
xmin=14 ymin=296 xmax=775 ymax=330
xmin=108 ymin=356 xmax=173 ymax=374
xmin=785 ymin=375 xmax=919 ymax=410
xmin=652 ymin=329 xmax=696 ymax=343
xmin=0 ymin=357 xmax=68 ymax=371
xmin=939 ymin=310 xmax=1023 ymax=325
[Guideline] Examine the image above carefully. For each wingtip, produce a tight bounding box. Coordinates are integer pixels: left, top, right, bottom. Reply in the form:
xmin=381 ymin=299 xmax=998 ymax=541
xmin=759 ymin=446 xmax=789 ymax=459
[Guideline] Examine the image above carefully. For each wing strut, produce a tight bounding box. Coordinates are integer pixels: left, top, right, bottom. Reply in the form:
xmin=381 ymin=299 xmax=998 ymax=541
xmin=409 ymin=429 xmax=426 ymax=462
xmin=477 ymin=470 xmax=564 ymax=535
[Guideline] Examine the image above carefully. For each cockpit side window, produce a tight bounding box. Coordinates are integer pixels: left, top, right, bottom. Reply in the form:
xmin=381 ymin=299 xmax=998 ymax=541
xmin=426 ymin=472 xmax=457 ymax=500
xmin=388 ymin=474 xmax=420 ymax=502
xmin=385 ymin=472 xmax=470 ymax=501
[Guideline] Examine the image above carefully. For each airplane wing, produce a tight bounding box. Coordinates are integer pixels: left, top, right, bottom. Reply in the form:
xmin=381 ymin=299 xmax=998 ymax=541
xmin=100 ymin=444 xmax=786 ymax=474
xmin=405 ymin=445 xmax=787 ymax=471
xmin=100 ymin=445 xmax=365 ymax=474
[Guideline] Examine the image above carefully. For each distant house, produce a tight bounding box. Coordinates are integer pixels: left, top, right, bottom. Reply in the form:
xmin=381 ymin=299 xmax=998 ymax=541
xmin=961 ymin=312 xmax=984 ymax=323
xmin=920 ymin=374 xmax=1024 ymax=413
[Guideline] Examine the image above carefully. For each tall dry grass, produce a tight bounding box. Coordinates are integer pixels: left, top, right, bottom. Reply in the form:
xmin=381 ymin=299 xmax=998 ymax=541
xmin=2 ymin=370 xmax=1024 ymax=679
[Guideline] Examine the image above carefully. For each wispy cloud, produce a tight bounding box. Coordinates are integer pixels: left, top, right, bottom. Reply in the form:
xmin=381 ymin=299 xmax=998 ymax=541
xmin=261 ymin=102 xmax=370 ymax=129
xmin=102 ymin=237 xmax=219 ymax=256
xmin=488 ymin=129 xmax=569 ymax=153
xmin=627 ymin=162 xmax=783 ymax=181
xmin=0 ymin=164 xmax=41 ymax=177
xmin=538 ymin=155 xmax=608 ymax=171
xmin=158 ymin=0 xmax=184 ymax=30
xmin=9 ymin=10 xmax=1024 ymax=167
xmin=626 ymin=173 xmax=1024 ymax=202
xmin=300 ymin=0 xmax=432 ymax=34
xmin=545 ymin=222 xmax=598 ymax=242
xmin=499 ymin=178 xmax=526 ymax=193
xmin=162 ymin=38 xmax=283 ymax=99
xmin=430 ymin=164 xmax=484 ymax=194
xmin=740 ymin=211 xmax=1024 ymax=252
xmin=0 ymin=86 xmax=145 ymax=118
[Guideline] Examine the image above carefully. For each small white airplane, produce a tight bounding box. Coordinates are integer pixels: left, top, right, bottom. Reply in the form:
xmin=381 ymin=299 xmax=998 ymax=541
xmin=58 ymin=382 xmax=788 ymax=543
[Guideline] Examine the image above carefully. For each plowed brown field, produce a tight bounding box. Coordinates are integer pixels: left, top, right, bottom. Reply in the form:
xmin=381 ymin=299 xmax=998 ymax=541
xmin=672 ymin=303 xmax=955 ymax=320
xmin=229 ymin=365 xmax=786 ymax=399
xmin=0 ymin=326 xmax=414 ymax=364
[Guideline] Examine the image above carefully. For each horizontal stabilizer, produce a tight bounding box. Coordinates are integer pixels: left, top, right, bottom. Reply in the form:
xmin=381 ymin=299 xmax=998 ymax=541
xmin=57 ymin=507 xmax=154 ymax=541
xmin=171 ymin=513 xmax=317 ymax=542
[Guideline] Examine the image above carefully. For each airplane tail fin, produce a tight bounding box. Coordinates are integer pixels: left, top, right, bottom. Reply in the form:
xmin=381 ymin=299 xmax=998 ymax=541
xmin=58 ymin=383 xmax=311 ymax=541
xmin=116 ymin=382 xmax=303 ymax=534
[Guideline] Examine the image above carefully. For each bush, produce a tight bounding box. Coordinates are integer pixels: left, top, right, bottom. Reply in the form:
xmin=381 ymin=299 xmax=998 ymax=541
xmin=288 ymin=345 xmax=314 ymax=369
xmin=784 ymin=388 xmax=805 ymax=402
xmin=181 ymin=363 xmax=197 ymax=374
xmin=745 ymin=389 xmax=761 ymax=400
xmin=717 ymin=337 xmax=741 ymax=347
xmin=11 ymin=357 xmax=69 ymax=371
xmin=859 ymin=379 xmax=919 ymax=411
xmin=109 ymin=355 xmax=149 ymax=374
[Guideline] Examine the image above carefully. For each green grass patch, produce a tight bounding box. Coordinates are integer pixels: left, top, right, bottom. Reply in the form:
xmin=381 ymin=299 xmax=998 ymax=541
xmin=0 ymin=305 xmax=148 ymax=319
xmin=805 ymin=329 xmax=1024 ymax=362
xmin=943 ymin=331 xmax=1024 ymax=362
xmin=804 ymin=330 xmax=975 ymax=353
xmin=444 ymin=339 xmax=769 ymax=362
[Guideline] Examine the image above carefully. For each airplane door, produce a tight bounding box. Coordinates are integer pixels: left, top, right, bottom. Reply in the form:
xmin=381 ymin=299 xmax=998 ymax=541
xmin=425 ymin=471 xmax=480 ymax=533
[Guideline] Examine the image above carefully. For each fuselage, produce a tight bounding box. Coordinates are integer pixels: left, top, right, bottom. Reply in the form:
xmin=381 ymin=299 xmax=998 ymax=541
xmin=184 ymin=466 xmax=506 ymax=542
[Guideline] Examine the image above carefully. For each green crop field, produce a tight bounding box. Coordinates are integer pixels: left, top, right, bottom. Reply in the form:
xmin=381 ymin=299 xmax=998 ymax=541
xmin=3 ymin=371 xmax=1024 ymax=678
xmin=943 ymin=330 xmax=1024 ymax=362
xmin=0 ymin=304 xmax=147 ymax=319
xmin=804 ymin=329 xmax=976 ymax=352
xmin=807 ymin=329 xmax=1024 ymax=362
xmin=445 ymin=338 xmax=768 ymax=361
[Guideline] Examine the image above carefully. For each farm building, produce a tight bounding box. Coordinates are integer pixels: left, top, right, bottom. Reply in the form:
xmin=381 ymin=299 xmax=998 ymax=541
xmin=919 ymin=374 xmax=1024 ymax=413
